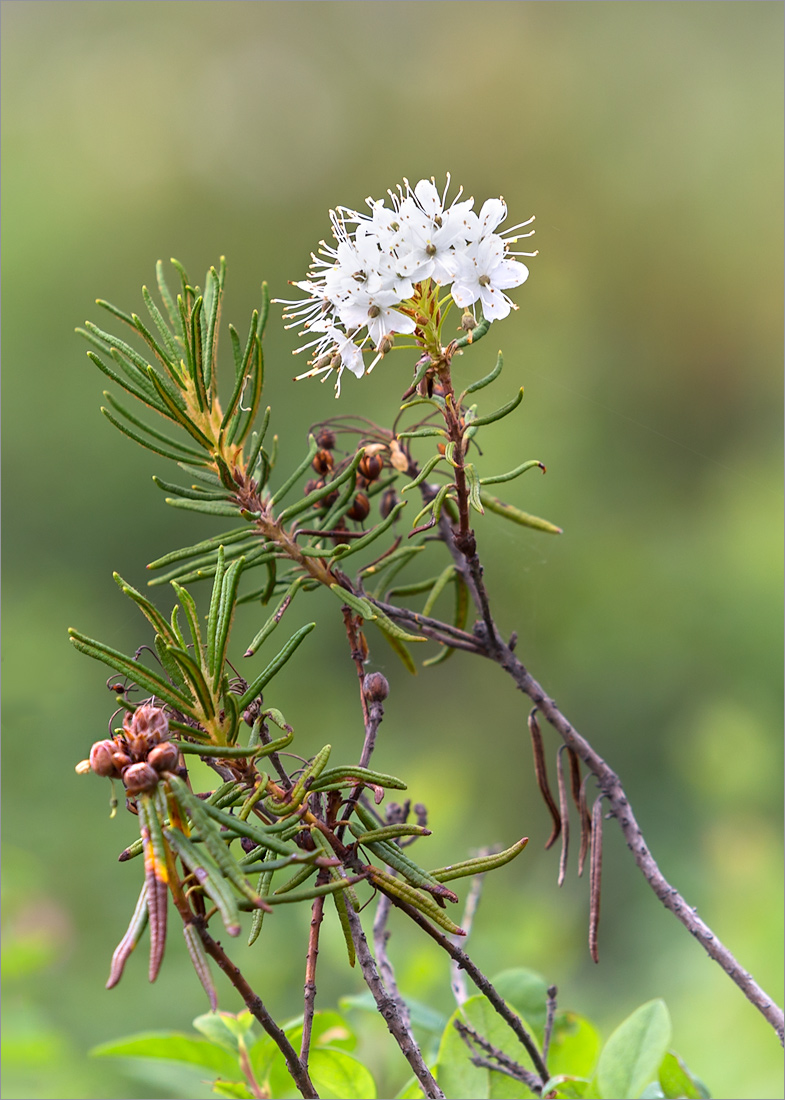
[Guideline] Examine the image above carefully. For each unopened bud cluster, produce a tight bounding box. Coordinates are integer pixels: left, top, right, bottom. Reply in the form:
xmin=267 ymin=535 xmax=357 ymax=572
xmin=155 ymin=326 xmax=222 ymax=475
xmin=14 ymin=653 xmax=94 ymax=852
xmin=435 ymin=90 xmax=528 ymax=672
xmin=80 ymin=704 xmax=179 ymax=795
xmin=304 ymin=430 xmax=398 ymax=538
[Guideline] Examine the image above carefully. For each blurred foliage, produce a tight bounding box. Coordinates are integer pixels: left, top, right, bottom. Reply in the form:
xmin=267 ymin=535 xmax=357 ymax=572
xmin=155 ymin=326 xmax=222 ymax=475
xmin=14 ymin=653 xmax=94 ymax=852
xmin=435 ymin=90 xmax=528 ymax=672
xmin=1 ymin=2 xmax=782 ymax=1098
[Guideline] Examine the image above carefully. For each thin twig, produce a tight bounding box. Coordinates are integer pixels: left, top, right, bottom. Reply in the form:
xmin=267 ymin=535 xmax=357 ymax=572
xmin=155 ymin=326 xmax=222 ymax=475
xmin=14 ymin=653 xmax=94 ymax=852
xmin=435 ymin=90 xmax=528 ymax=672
xmin=453 ymin=1019 xmax=543 ymax=1093
xmin=300 ymin=884 xmax=327 ymax=1065
xmin=372 ymin=893 xmax=413 ymax=1035
xmin=384 ymin=894 xmax=550 ymax=1086
xmin=450 ymin=863 xmax=488 ymax=1006
xmin=344 ymin=899 xmax=444 ymax=1099
xmin=543 ymin=985 xmax=558 ymax=1064
xmin=196 ymin=923 xmax=318 ymax=1098
xmin=376 ymin=590 xmax=785 ymax=1042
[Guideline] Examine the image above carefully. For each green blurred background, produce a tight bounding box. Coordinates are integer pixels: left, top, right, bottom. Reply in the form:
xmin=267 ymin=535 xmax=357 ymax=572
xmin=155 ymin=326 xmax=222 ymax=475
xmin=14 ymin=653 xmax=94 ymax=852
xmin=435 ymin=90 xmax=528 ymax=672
xmin=2 ymin=2 xmax=782 ymax=1097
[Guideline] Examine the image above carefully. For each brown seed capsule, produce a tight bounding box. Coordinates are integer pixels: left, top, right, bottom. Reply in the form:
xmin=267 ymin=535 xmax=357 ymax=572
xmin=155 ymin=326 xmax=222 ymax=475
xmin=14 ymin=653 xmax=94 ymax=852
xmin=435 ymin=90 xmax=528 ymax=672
xmin=315 ymin=428 xmax=336 ymax=450
xmin=303 ymin=477 xmax=322 ymax=497
xmin=358 ymin=453 xmax=384 ymax=482
xmin=123 ymin=705 xmax=169 ymax=756
xmin=89 ymin=739 xmax=121 ymax=778
xmin=312 ymin=449 xmax=334 ymax=475
xmin=112 ymin=750 xmax=133 ymax=773
xmin=147 ymin=741 xmax=180 ymax=774
xmin=379 ymin=488 xmax=398 ymax=519
xmin=122 ymin=762 xmax=159 ymax=795
xmin=347 ymin=492 xmax=370 ymax=522
xmin=363 ymin=672 xmax=389 ymax=703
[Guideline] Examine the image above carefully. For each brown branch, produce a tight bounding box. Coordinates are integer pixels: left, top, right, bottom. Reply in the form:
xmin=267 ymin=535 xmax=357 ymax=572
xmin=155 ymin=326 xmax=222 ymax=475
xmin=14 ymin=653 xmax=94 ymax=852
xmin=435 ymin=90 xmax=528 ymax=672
xmin=300 ymin=885 xmax=327 ymax=1066
xmin=589 ymin=797 xmax=604 ymax=964
xmin=344 ymin=899 xmax=444 ymax=1099
xmin=453 ymin=1019 xmax=544 ymax=1094
xmin=383 ymin=893 xmax=550 ymax=1085
xmin=491 ymin=637 xmax=785 ymax=1042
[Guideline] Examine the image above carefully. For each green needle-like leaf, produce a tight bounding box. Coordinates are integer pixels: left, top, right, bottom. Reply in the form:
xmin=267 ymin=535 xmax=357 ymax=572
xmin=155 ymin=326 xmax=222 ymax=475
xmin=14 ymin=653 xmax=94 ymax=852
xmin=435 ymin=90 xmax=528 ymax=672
xmin=237 ymin=622 xmax=316 ymax=710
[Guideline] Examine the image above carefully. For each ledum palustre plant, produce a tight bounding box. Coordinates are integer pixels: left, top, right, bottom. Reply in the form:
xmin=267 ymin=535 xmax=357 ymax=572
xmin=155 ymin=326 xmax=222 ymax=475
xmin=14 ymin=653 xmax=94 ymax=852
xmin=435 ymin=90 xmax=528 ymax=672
xmin=72 ymin=178 xmax=782 ymax=1100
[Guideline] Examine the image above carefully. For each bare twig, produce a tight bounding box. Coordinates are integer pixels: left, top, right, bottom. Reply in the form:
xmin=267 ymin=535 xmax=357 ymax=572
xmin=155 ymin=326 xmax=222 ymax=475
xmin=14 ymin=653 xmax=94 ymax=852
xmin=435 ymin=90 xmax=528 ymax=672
xmin=372 ymin=893 xmax=413 ymax=1035
xmin=453 ymin=1019 xmax=543 ymax=1093
xmin=300 ymin=885 xmax=327 ymax=1065
xmin=450 ymin=863 xmax=488 ymax=1007
xmin=196 ymin=923 xmax=318 ymax=1098
xmin=345 ymin=899 xmax=444 ymax=1099
xmin=543 ymin=985 xmax=558 ymax=1064
xmin=384 ymin=893 xmax=550 ymax=1085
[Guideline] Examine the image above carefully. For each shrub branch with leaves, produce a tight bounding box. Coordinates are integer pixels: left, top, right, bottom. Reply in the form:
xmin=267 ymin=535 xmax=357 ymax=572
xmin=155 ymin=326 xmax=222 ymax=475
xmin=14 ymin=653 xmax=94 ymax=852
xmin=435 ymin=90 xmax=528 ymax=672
xmin=72 ymin=178 xmax=782 ymax=1100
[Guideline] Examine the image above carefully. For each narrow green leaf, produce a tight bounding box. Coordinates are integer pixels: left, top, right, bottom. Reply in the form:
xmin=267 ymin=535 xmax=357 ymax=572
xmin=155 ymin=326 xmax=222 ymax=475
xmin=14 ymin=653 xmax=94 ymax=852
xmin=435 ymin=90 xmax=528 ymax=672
xmin=460 ymin=349 xmax=503 ymax=396
xmin=164 ymin=645 xmax=216 ymax=719
xmin=328 ymin=584 xmax=376 ymax=620
xmin=278 ymin=448 xmax=366 ymax=524
xmin=379 ymin=629 xmax=418 ymax=675
xmin=100 ymin=407 xmax=200 ymax=463
xmin=421 ymin=565 xmax=456 ymax=618
xmin=429 ymin=838 xmax=529 ymax=882
xmin=330 ymin=500 xmax=409 ymax=560
xmin=467 ymin=386 xmax=524 ymax=430
xmin=237 ymin=622 xmax=316 ymax=710
xmin=242 ymin=578 xmax=304 ymax=657
xmin=153 ymin=476 xmax=229 ymax=502
xmin=480 ymin=492 xmax=563 ymax=534
xmin=480 ymin=459 xmax=545 ymax=485
xmin=368 ymin=602 xmax=426 ymax=644
xmin=452 ymin=315 xmax=491 ymax=349
xmin=212 ymin=556 xmax=244 ymax=689
xmin=401 ymin=452 xmax=447 ymax=491
xmin=147 ymin=528 xmax=255 ymax=570
xmin=164 ymin=497 xmax=241 ymax=516
xmin=464 ymin=462 xmax=485 ymax=514
xmin=270 ymin=435 xmax=320 ymax=507
xmin=103 ymin=390 xmax=204 ymax=458
xmin=396 ymin=426 xmax=448 ymax=441
xmin=165 ymin=827 xmax=242 ymax=936
xmin=68 ymin=629 xmax=193 ymax=712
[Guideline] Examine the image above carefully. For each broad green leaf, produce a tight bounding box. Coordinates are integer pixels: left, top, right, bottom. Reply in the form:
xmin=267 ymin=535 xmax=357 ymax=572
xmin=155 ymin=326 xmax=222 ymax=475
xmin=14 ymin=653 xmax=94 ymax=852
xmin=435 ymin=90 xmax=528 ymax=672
xmin=547 ymin=1013 xmax=601 ymax=1080
xmin=212 ymin=1079 xmax=254 ymax=1099
xmin=277 ymin=1010 xmax=357 ymax=1054
xmin=597 ymin=1000 xmax=672 ymax=1100
xmin=339 ymin=992 xmax=447 ymax=1036
xmin=639 ymin=1085 xmax=665 ymax=1099
xmin=658 ymin=1050 xmax=710 ymax=1099
xmin=266 ymin=1047 xmax=377 ymax=1099
xmin=489 ymin=968 xmax=549 ymax=1042
xmin=89 ymin=1032 xmax=238 ymax=1078
xmin=540 ymin=1077 xmax=594 ymax=1099
xmin=193 ymin=1012 xmax=255 ymax=1050
xmin=435 ymin=994 xmax=539 ymax=1099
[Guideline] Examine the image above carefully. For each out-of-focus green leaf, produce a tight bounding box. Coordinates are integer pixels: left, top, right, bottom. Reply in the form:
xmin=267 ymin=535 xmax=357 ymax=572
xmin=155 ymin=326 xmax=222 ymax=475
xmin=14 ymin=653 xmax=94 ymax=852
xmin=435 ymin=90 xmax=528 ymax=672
xmin=597 ymin=1000 xmax=672 ymax=1100
xmin=90 ymin=1032 xmax=238 ymax=1078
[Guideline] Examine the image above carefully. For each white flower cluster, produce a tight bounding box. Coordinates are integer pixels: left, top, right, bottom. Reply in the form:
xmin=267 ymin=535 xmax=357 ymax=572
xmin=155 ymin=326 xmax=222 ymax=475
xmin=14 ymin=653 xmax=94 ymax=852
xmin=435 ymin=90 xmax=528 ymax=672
xmin=279 ymin=177 xmax=536 ymax=396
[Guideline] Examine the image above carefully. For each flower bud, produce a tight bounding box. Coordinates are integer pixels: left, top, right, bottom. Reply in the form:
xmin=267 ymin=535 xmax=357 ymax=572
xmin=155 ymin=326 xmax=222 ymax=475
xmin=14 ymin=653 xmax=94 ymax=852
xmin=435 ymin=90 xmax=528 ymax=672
xmin=359 ymin=453 xmax=384 ymax=482
xmin=379 ymin=488 xmax=398 ymax=520
xmin=89 ymin=739 xmax=119 ymax=777
xmin=315 ymin=428 xmax=336 ymax=450
xmin=363 ymin=672 xmax=389 ymax=703
xmin=347 ymin=492 xmax=370 ymax=522
xmin=122 ymin=762 xmax=159 ymax=794
xmin=312 ymin=449 xmax=334 ymax=475
xmin=147 ymin=741 xmax=180 ymax=774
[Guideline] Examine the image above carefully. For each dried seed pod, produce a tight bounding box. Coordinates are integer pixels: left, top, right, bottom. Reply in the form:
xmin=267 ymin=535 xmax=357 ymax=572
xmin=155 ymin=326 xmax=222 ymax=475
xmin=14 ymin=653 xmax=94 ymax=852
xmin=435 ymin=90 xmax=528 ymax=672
xmin=315 ymin=428 xmax=336 ymax=450
xmin=312 ymin=449 xmax=334 ymax=475
xmin=123 ymin=705 xmax=169 ymax=756
xmin=347 ymin=492 xmax=370 ymax=522
xmin=303 ymin=477 xmax=322 ymax=497
xmin=122 ymin=762 xmax=160 ymax=795
xmin=112 ymin=750 xmax=133 ymax=773
xmin=379 ymin=488 xmax=398 ymax=519
xmin=363 ymin=672 xmax=389 ymax=703
xmin=89 ymin=739 xmax=121 ymax=778
xmin=147 ymin=741 xmax=180 ymax=774
xmin=359 ymin=453 xmax=384 ymax=482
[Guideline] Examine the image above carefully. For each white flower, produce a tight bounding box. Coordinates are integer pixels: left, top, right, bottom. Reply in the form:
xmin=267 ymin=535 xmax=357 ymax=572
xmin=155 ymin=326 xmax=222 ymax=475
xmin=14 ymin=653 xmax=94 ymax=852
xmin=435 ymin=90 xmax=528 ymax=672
xmin=450 ymin=235 xmax=530 ymax=321
xmin=277 ymin=175 xmax=536 ymax=395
